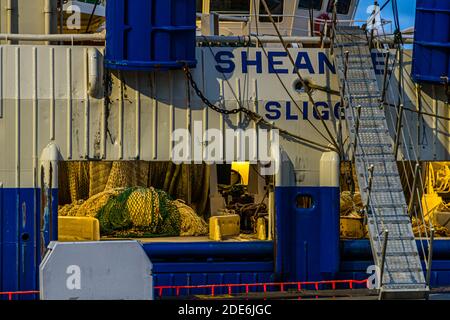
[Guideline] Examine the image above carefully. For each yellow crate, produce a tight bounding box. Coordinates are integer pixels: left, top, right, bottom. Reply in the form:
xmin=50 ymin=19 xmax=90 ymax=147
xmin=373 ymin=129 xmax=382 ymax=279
xmin=209 ymin=215 xmax=240 ymax=241
xmin=340 ymin=216 xmax=365 ymax=239
xmin=58 ymin=216 xmax=100 ymax=242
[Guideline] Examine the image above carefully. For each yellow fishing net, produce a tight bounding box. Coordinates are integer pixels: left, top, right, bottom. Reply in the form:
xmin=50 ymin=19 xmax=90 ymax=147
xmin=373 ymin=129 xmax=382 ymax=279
xmin=58 ymin=187 xmax=208 ymax=237
xmin=77 ymin=188 xmax=124 ymax=217
xmin=89 ymin=162 xmax=112 ymax=197
xmin=126 ymin=187 xmax=161 ymax=230
xmin=174 ymin=200 xmax=208 ymax=236
xmin=105 ymin=161 xmax=149 ymax=190
xmin=58 ymin=200 xmax=84 ymax=217
xmin=67 ymin=162 xmax=90 ymax=203
xmin=412 ymin=216 xmax=450 ymax=238
xmin=58 ymin=161 xmax=209 ymax=237
xmin=340 ymin=191 xmax=363 ymax=218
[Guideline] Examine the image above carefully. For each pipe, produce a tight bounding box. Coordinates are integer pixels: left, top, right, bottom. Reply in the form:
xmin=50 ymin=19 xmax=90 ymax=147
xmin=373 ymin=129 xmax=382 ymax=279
xmin=0 ymin=33 xmax=105 ymax=42
xmin=44 ymin=0 xmax=54 ymax=45
xmin=199 ymin=35 xmax=329 ymax=45
xmin=88 ymin=47 xmax=102 ymax=97
xmin=393 ymin=104 xmax=404 ymax=160
xmin=6 ymin=0 xmax=14 ymax=44
xmin=196 ymin=12 xmax=249 ymax=23
xmin=0 ymin=33 xmax=405 ymax=46
xmin=408 ymin=163 xmax=420 ymax=215
xmin=143 ymin=241 xmax=274 ymax=260
xmin=268 ymin=189 xmax=274 ymax=241
xmin=380 ymin=51 xmax=390 ymax=103
xmin=426 ymin=228 xmax=435 ymax=291
xmin=379 ymin=229 xmax=389 ymax=288
xmin=39 ymin=142 xmax=61 ymax=258
xmin=0 ymin=33 xmax=323 ymax=45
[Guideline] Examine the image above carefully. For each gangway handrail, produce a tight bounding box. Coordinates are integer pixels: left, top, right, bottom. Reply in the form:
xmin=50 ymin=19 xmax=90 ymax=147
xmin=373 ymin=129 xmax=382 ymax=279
xmin=383 ymin=49 xmax=435 ymax=276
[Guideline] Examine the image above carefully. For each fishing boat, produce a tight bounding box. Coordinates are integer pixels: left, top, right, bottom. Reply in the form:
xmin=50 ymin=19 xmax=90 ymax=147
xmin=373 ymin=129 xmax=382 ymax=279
xmin=0 ymin=0 xmax=449 ymax=300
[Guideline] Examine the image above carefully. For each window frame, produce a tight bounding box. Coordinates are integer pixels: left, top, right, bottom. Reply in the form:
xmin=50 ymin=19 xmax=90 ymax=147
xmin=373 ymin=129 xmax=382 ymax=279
xmin=326 ymin=0 xmax=352 ymax=15
xmin=298 ymin=0 xmax=324 ymax=11
xmin=259 ymin=0 xmax=285 ymax=23
xmin=209 ymin=0 xmax=251 ymax=15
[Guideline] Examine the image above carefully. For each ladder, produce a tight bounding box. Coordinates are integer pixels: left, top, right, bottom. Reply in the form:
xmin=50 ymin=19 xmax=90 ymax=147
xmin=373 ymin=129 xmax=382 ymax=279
xmin=333 ymin=26 xmax=429 ymax=299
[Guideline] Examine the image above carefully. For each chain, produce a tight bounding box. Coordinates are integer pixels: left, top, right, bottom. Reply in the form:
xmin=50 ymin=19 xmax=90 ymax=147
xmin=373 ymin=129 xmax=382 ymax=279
xmin=183 ymin=66 xmax=262 ymax=123
xmin=182 ymin=66 xmax=337 ymax=152
xmin=184 ymin=66 xmax=244 ymax=114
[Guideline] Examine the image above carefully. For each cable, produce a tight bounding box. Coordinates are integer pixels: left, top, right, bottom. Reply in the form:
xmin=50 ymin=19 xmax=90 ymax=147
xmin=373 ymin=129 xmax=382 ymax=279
xmin=183 ymin=66 xmax=336 ymax=152
xmin=85 ymin=0 xmax=101 ymax=34
xmin=250 ymin=37 xmax=338 ymax=147
xmin=250 ymin=0 xmax=338 ymax=147
xmin=379 ymin=0 xmax=391 ymax=12
xmin=383 ymin=102 xmax=450 ymax=122
xmin=391 ymin=0 xmax=403 ymax=45
xmin=259 ymin=0 xmax=340 ymax=152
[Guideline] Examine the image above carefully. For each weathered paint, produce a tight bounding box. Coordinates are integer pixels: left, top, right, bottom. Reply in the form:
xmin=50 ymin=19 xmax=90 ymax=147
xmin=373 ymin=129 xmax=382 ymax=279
xmin=0 ymin=188 xmax=57 ymax=296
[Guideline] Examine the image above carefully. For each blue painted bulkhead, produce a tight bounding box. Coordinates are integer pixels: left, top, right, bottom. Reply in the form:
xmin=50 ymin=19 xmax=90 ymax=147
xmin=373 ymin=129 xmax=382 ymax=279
xmin=412 ymin=0 xmax=450 ymax=83
xmin=275 ymin=186 xmax=340 ymax=282
xmin=105 ymin=0 xmax=197 ymax=71
xmin=146 ymin=242 xmax=275 ymax=296
xmin=0 ymin=188 xmax=58 ymax=298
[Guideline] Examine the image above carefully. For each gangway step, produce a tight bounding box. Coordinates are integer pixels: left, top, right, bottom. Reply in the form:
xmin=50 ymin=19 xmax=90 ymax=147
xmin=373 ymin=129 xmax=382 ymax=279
xmin=349 ymin=102 xmax=386 ymax=113
xmin=350 ymin=94 xmax=381 ymax=100
xmin=385 ymin=267 xmax=424 ymax=273
xmin=354 ymin=115 xmax=386 ymax=121
xmin=355 ymin=154 xmax=396 ymax=161
xmin=370 ymin=188 xmax=404 ymax=193
xmin=344 ymin=78 xmax=378 ymax=83
xmin=372 ymin=219 xmax=413 ymax=227
xmin=359 ymin=153 xmax=396 ymax=160
xmin=358 ymin=143 xmax=392 ymax=148
xmin=378 ymin=216 xmax=410 ymax=221
xmin=338 ymin=65 xmax=375 ymax=71
xmin=369 ymin=228 xmax=416 ymax=240
xmin=336 ymin=25 xmax=361 ymax=30
xmin=376 ymin=251 xmax=419 ymax=257
xmin=343 ymin=54 xmax=373 ymax=60
xmin=355 ymin=128 xmax=390 ymax=134
xmin=372 ymin=176 xmax=402 ymax=188
xmin=371 ymin=203 xmax=407 ymax=209
xmin=336 ymin=41 xmax=369 ymax=47
xmin=354 ymin=124 xmax=388 ymax=132
xmin=370 ymin=172 xmax=402 ymax=177
xmin=371 ymin=236 xmax=415 ymax=241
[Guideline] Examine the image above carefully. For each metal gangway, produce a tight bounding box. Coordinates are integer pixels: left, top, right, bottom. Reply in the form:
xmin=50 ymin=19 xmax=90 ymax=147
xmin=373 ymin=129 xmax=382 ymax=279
xmin=333 ymin=25 xmax=428 ymax=299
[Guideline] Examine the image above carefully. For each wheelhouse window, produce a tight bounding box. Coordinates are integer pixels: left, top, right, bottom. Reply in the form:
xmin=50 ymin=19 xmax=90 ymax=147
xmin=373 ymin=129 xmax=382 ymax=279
xmin=210 ymin=0 xmax=251 ymax=15
xmin=298 ymin=0 xmax=323 ymax=11
xmin=327 ymin=0 xmax=352 ymax=15
xmin=259 ymin=0 xmax=284 ymax=22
